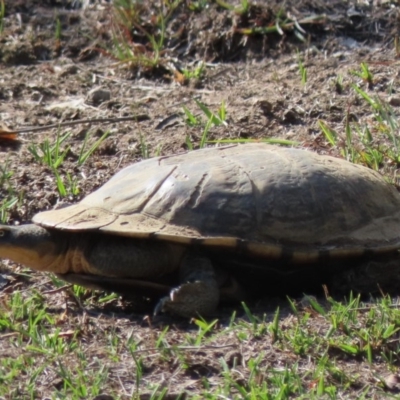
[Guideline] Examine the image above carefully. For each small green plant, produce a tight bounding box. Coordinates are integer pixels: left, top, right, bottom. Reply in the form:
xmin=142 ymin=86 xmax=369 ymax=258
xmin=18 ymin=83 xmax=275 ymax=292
xmin=55 ymin=17 xmax=62 ymax=41
xmin=0 ymin=159 xmax=13 ymax=190
xmin=216 ymin=0 xmax=250 ymax=15
xmin=235 ymin=12 xmax=325 ymax=41
xmin=195 ymin=99 xmax=227 ymax=127
xmin=28 ymin=132 xmax=74 ymax=197
xmin=198 ymin=118 xmax=214 ymax=149
xmin=0 ymin=0 xmax=5 ymax=35
xmin=191 ymin=318 xmax=218 ymax=346
xmin=28 ymin=130 xmax=109 ymax=197
xmin=187 ymin=0 xmax=210 ymax=12
xmin=297 ymin=50 xmax=307 ymax=85
xmin=53 ymin=170 xmax=80 ymax=197
xmin=110 ymin=0 xmax=179 ymax=71
xmin=333 ymin=74 xmax=344 ymax=94
xmin=78 ymin=130 xmax=110 ymax=166
xmin=269 ymin=307 xmax=281 ymax=343
xmin=28 ymin=131 xmax=71 ymax=169
xmin=0 ymin=159 xmax=18 ymax=223
xmin=183 ymin=106 xmax=200 ymax=127
xmin=0 ymin=196 xmax=18 ymax=223
xmin=182 ymin=99 xmax=227 ymax=128
xmin=351 ymin=62 xmax=374 ymax=86
xmin=184 ymin=99 xmax=228 ymax=149
xmin=139 ymin=133 xmax=149 ymax=159
xmin=319 ymin=80 xmax=400 ymax=172
xmin=182 ymin=62 xmax=206 ymax=82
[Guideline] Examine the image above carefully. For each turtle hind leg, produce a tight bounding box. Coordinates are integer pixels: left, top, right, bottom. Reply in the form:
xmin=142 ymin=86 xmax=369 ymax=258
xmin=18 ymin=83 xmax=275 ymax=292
xmin=330 ymin=255 xmax=400 ymax=296
xmin=154 ymin=252 xmax=219 ymax=318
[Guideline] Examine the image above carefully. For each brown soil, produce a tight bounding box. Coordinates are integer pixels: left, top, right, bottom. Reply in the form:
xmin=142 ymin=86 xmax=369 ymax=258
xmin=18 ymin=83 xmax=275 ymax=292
xmin=1 ymin=0 xmax=400 ymax=398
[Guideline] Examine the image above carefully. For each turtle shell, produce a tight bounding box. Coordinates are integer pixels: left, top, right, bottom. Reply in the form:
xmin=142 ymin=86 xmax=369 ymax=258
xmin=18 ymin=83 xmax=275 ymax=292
xmin=33 ymin=144 xmax=400 ymax=262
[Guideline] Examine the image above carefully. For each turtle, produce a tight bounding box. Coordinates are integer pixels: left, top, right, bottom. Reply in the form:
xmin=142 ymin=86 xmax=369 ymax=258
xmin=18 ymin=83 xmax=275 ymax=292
xmin=1 ymin=143 xmax=400 ymax=317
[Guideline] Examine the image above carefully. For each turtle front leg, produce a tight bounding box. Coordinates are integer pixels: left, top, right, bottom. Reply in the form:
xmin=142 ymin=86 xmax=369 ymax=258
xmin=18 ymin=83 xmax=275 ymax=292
xmin=154 ymin=252 xmax=219 ymax=318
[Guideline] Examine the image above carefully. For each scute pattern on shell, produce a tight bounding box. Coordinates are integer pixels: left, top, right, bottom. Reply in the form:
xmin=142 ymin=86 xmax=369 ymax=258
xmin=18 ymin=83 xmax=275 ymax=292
xmin=33 ymin=144 xmax=400 ymax=256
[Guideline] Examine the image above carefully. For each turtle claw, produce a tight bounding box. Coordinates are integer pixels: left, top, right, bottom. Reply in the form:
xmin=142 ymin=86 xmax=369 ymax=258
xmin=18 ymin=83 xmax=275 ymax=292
xmin=153 ymin=300 xmax=163 ymax=316
xmin=153 ymin=282 xmax=219 ymax=318
xmin=153 ymin=294 xmax=173 ymax=316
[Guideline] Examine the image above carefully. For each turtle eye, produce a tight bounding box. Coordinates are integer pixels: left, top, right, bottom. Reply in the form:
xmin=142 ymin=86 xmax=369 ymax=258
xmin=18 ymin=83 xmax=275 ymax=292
xmin=0 ymin=230 xmax=4 ymax=237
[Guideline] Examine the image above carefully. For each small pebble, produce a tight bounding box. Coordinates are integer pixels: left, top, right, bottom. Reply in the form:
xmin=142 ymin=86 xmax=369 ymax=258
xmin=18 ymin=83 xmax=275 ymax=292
xmin=388 ymin=96 xmax=400 ymax=107
xmin=59 ymin=64 xmax=79 ymax=77
xmin=87 ymin=87 xmax=111 ymax=106
xmin=92 ymin=395 xmax=114 ymax=400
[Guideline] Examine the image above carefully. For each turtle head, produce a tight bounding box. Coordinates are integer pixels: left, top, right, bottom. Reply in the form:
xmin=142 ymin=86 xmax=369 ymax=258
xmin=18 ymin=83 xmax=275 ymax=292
xmin=0 ymin=224 xmax=60 ymax=271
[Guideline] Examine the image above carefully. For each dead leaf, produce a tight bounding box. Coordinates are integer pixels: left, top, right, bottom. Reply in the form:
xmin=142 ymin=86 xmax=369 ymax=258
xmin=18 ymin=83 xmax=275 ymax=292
xmin=384 ymin=373 xmax=400 ymax=392
xmin=48 ymin=330 xmax=76 ymax=339
xmin=0 ymin=123 xmax=18 ymax=142
xmin=173 ymin=69 xmax=187 ymax=85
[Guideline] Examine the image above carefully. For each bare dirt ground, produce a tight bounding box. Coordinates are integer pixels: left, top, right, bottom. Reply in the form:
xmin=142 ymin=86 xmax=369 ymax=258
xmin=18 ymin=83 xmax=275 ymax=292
xmin=1 ymin=0 xmax=400 ymax=398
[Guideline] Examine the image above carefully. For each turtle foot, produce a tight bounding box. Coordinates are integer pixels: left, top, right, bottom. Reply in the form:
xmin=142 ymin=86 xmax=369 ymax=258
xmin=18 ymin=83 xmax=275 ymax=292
xmin=154 ymin=281 xmax=219 ymax=318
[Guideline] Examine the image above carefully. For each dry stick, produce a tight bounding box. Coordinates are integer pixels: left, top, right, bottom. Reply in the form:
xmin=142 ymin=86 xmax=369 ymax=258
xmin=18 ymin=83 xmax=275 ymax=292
xmin=130 ymin=344 xmax=236 ymax=356
xmin=15 ymin=115 xmax=150 ymax=134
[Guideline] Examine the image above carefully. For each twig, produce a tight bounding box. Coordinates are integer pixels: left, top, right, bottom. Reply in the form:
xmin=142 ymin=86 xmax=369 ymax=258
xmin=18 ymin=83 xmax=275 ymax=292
xmin=0 ymin=332 xmax=20 ymax=339
xmin=130 ymin=344 xmax=235 ymax=355
xmin=42 ymin=284 xmax=73 ymax=295
xmin=15 ymin=115 xmax=150 ymax=134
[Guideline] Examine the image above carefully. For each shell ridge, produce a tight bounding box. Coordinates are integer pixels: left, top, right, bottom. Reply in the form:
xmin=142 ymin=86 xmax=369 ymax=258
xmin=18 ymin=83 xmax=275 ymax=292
xmin=186 ymin=173 xmax=210 ymax=209
xmin=222 ymin=152 xmax=262 ymax=228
